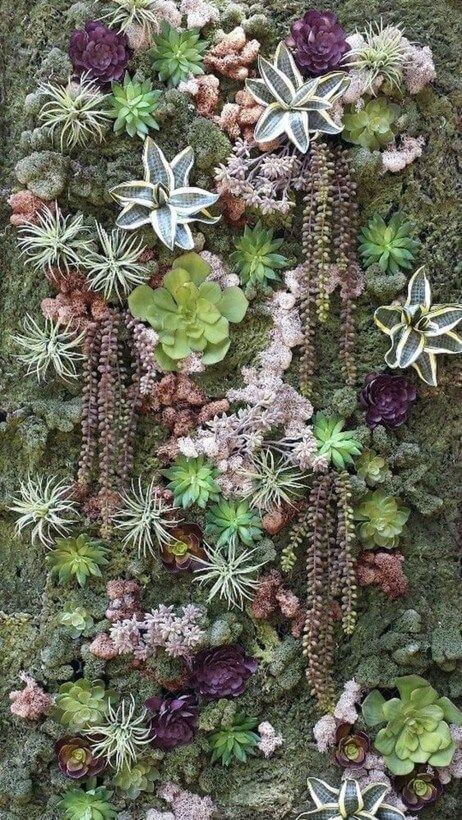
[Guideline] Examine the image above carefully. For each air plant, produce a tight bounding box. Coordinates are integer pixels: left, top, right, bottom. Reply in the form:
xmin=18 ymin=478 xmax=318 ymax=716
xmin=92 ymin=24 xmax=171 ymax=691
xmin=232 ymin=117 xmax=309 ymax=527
xmin=46 ymin=534 xmax=109 ymax=587
xmin=230 ymin=222 xmax=288 ymax=296
xmin=108 ymin=74 xmax=161 ymax=139
xmin=359 ymin=213 xmax=419 ymax=275
xmin=83 ymin=697 xmax=151 ymax=772
xmin=13 ymin=316 xmax=85 ymax=382
xmin=345 ymin=21 xmax=409 ymax=92
xmin=209 ymin=715 xmax=260 ymax=766
xmin=163 ymin=455 xmax=221 ymax=509
xmin=18 ymin=205 xmax=92 ymax=272
xmin=241 ymin=450 xmax=306 ymax=511
xmin=245 ymin=42 xmax=349 ymax=153
xmin=113 ymin=477 xmax=181 ymax=556
xmin=194 ymin=542 xmax=267 ymax=610
xmin=103 ymin=0 xmax=163 ymax=35
xmin=110 ymin=137 xmax=220 ymax=251
xmin=313 ymin=413 xmax=362 ymax=469
xmin=9 ymin=474 xmax=77 ymax=547
xmin=151 ymin=23 xmax=207 ymax=87
xmin=80 ymin=222 xmax=150 ymax=301
xmin=37 ymin=73 xmax=111 ymax=151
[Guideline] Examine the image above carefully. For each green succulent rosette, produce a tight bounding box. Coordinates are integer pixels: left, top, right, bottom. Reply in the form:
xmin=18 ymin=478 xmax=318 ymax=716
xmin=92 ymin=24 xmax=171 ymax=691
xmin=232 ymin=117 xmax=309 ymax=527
xmin=151 ymin=23 xmax=206 ymax=87
xmin=354 ymin=490 xmax=409 ymax=549
xmin=163 ymin=455 xmax=220 ymax=509
xmin=313 ymin=413 xmax=362 ymax=469
xmin=109 ymin=74 xmax=161 ymax=139
xmin=359 ymin=213 xmax=419 ymax=275
xmin=205 ymin=499 xmax=262 ymax=548
xmin=230 ymin=222 xmax=288 ymax=296
xmin=343 ymin=98 xmax=400 ymax=150
xmin=53 ymin=679 xmax=114 ymax=730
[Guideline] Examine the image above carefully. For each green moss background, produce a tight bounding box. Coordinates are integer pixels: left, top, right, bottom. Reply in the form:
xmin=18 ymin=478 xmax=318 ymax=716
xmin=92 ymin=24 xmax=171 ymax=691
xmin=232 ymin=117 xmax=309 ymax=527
xmin=0 ymin=1 xmax=461 ymax=817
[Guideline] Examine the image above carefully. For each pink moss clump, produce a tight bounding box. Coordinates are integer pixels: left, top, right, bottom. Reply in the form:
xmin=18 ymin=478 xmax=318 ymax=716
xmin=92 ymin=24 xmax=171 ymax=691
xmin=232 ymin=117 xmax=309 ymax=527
xmin=9 ymin=673 xmax=53 ymax=720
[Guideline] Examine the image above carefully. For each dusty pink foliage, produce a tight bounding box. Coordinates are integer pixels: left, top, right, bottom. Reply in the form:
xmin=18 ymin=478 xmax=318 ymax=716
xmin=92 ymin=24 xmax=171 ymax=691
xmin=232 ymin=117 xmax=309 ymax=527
xmin=204 ymin=26 xmax=260 ymax=80
xmin=357 ymin=551 xmax=408 ymax=599
xmin=148 ymin=782 xmax=217 ymax=820
xmin=8 ymin=191 xmax=48 ymax=226
xmin=88 ymin=633 xmax=118 ymax=660
xmin=258 ymin=721 xmax=283 ymax=758
xmin=106 ymin=578 xmax=142 ymax=622
xmin=9 ymin=673 xmax=53 ymax=720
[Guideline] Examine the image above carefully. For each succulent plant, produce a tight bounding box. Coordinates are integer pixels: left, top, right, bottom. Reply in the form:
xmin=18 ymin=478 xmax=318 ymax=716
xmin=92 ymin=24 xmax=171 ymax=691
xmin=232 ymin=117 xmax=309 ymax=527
xmin=108 ymin=74 xmax=161 ymax=139
xmin=342 ymin=98 xmax=400 ymax=150
xmin=59 ymin=605 xmax=94 ymax=638
xmin=151 ymin=23 xmax=206 ymax=87
xmin=194 ymin=542 xmax=267 ymax=610
xmin=210 ymin=714 xmax=260 ymax=766
xmin=56 ymin=736 xmax=106 ymax=779
xmin=345 ymin=22 xmax=409 ymax=93
xmin=313 ymin=414 xmax=362 ymax=469
xmin=113 ymin=759 xmax=158 ymax=798
xmin=359 ymin=214 xmax=419 ymax=275
xmin=230 ymin=222 xmax=288 ymax=296
xmin=242 ymin=450 xmax=306 ymax=511
xmin=354 ymin=491 xmax=410 ymax=549
xmin=38 ymin=74 xmax=111 ymax=151
xmin=360 ymin=372 xmax=417 ymax=429
xmin=46 ymin=534 xmax=109 ymax=587
xmin=362 ymin=674 xmax=462 ymax=775
xmin=80 ymin=222 xmax=150 ymax=302
xmin=205 ymin=499 xmax=262 ymax=549
xmin=69 ymin=20 xmax=131 ymax=86
xmin=355 ymin=451 xmax=390 ymax=487
xmin=245 ymin=42 xmax=349 ymax=153
xmin=14 ymin=316 xmax=85 ymax=383
xmin=111 ymin=138 xmax=220 ymax=251
xmin=58 ymin=786 xmax=117 ymax=820
xmin=146 ymin=693 xmax=199 ymax=750
xmin=374 ymin=267 xmax=462 ymax=386
xmin=83 ymin=696 xmax=151 ymax=772
xmin=296 ymin=777 xmax=406 ymax=820
xmin=334 ymin=724 xmax=370 ymax=768
xmin=287 ymin=10 xmax=350 ymax=76
xmin=129 ymin=252 xmax=248 ymax=370
xmin=54 ymin=679 xmax=113 ymax=730
xmin=190 ymin=644 xmax=257 ymax=700
xmin=163 ymin=455 xmax=220 ymax=509
xmin=160 ymin=522 xmax=206 ymax=573
xmin=397 ymin=769 xmax=443 ymax=811
xmin=9 ymin=474 xmax=77 ymax=547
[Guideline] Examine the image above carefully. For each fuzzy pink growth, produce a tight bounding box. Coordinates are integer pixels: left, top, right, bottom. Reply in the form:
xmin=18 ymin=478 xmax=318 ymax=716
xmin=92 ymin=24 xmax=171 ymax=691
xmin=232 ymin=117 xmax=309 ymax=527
xmin=89 ymin=633 xmax=118 ymax=660
xmin=155 ymin=782 xmax=217 ymax=820
xmin=9 ymin=673 xmax=53 ymax=720
xmin=8 ymin=191 xmax=48 ymax=226
xmin=204 ymin=27 xmax=260 ymax=81
xmin=357 ymin=551 xmax=408 ymax=599
xmin=106 ymin=578 xmax=142 ymax=622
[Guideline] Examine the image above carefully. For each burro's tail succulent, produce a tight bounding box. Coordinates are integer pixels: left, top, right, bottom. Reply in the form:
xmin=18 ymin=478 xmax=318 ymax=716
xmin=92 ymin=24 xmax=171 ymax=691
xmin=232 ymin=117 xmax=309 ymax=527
xmin=362 ymin=674 xmax=462 ymax=776
xmin=296 ymin=777 xmax=406 ymax=819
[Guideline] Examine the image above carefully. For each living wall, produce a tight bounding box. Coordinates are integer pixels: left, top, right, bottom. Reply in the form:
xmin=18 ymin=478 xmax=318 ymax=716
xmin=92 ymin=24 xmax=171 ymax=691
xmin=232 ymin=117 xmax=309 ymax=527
xmin=0 ymin=1 xmax=461 ymax=819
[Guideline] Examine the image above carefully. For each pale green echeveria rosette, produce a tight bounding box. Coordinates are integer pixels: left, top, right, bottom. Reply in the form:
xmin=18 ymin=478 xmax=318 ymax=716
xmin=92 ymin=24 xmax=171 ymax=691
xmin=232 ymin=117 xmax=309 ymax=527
xmin=245 ymin=42 xmax=350 ymax=154
xmin=110 ymin=137 xmax=220 ymax=251
xmin=374 ymin=266 xmax=462 ymax=386
xmin=296 ymin=776 xmax=406 ymax=819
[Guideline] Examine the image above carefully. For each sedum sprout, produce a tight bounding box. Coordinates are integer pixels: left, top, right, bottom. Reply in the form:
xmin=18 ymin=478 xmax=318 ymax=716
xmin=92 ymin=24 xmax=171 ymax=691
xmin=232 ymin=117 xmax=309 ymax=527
xmin=13 ymin=316 xmax=85 ymax=382
xmin=84 ymin=696 xmax=151 ymax=772
xmin=113 ymin=477 xmax=182 ymax=557
xmin=47 ymin=535 xmax=109 ymax=587
xmin=104 ymin=0 xmax=164 ymax=35
xmin=37 ymin=73 xmax=111 ymax=151
xmin=241 ymin=450 xmax=306 ymax=511
xmin=9 ymin=474 xmax=77 ymax=547
xmin=80 ymin=222 xmax=151 ymax=301
xmin=194 ymin=542 xmax=267 ymax=610
xmin=18 ymin=205 xmax=92 ymax=273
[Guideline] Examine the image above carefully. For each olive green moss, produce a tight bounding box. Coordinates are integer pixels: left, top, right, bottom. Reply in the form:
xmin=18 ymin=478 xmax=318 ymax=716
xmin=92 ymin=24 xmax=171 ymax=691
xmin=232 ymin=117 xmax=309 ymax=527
xmin=0 ymin=0 xmax=461 ymax=817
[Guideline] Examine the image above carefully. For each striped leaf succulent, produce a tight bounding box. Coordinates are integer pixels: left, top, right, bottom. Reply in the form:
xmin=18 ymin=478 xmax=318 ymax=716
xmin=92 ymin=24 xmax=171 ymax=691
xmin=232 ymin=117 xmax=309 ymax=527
xmin=296 ymin=777 xmax=406 ymax=819
xmin=111 ymin=137 xmax=220 ymax=251
xmin=245 ymin=42 xmax=349 ymax=153
xmin=374 ymin=266 xmax=462 ymax=386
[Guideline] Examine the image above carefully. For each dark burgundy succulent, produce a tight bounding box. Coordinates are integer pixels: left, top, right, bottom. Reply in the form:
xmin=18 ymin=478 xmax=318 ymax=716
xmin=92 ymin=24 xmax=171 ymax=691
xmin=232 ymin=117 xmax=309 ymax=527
xmin=69 ymin=20 xmax=130 ymax=85
xmin=160 ymin=523 xmax=206 ymax=573
xmin=190 ymin=644 xmax=257 ymax=700
xmin=286 ymin=10 xmax=350 ymax=76
xmin=396 ymin=770 xmax=443 ymax=811
xmin=334 ymin=723 xmax=370 ymax=767
xmin=360 ymin=372 xmax=417 ymax=429
xmin=146 ymin=693 xmax=198 ymax=751
xmin=56 ymin=736 xmax=106 ymax=778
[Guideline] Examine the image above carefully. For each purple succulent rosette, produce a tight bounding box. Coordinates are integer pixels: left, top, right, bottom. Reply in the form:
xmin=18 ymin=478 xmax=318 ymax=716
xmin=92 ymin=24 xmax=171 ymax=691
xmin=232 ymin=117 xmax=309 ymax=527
xmin=286 ymin=10 xmax=350 ymax=76
xmin=360 ymin=372 xmax=417 ymax=429
xmin=190 ymin=644 xmax=257 ymax=700
xmin=146 ymin=693 xmax=199 ymax=751
xmin=69 ymin=20 xmax=130 ymax=85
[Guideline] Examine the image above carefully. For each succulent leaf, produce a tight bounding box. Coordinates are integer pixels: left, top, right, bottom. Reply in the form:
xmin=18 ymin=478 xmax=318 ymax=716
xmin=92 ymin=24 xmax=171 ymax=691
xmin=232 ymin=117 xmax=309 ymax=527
xmin=342 ymin=98 xmax=400 ymax=150
xmin=151 ymin=23 xmax=207 ymax=87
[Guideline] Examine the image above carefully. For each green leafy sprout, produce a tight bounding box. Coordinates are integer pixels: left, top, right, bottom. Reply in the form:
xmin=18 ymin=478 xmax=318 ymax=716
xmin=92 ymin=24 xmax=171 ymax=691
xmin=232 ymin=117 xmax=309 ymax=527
xmin=313 ymin=414 xmax=362 ymax=469
xmin=194 ymin=542 xmax=267 ymax=610
xmin=342 ymin=98 xmax=400 ymax=150
xmin=46 ymin=534 xmax=109 ymax=587
xmin=37 ymin=73 xmax=111 ymax=151
xmin=210 ymin=715 xmax=260 ymax=766
xmin=9 ymin=474 xmax=77 ymax=547
xmin=80 ymin=222 xmax=151 ymax=302
xmin=354 ymin=490 xmax=410 ymax=549
xmin=18 ymin=205 xmax=92 ymax=273
xmin=163 ymin=455 xmax=220 ymax=509
xmin=54 ymin=679 xmax=113 ymax=730
xmin=359 ymin=213 xmax=419 ymax=275
xmin=205 ymin=499 xmax=262 ymax=548
xmin=83 ymin=696 xmax=151 ymax=772
xmin=151 ymin=23 xmax=207 ymax=87
xmin=230 ymin=222 xmax=288 ymax=297
xmin=58 ymin=786 xmax=117 ymax=820
xmin=345 ymin=21 xmax=409 ymax=92
xmin=242 ymin=450 xmax=306 ymax=511
xmin=108 ymin=74 xmax=161 ymax=139
xmin=113 ymin=477 xmax=181 ymax=556
xmin=13 ymin=316 xmax=85 ymax=383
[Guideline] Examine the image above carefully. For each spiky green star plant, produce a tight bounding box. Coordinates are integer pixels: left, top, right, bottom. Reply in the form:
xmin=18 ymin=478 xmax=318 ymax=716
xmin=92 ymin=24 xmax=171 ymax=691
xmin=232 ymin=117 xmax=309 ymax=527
xmin=83 ymin=697 xmax=151 ymax=772
xmin=46 ymin=534 xmax=109 ymax=587
xmin=151 ymin=23 xmax=207 ymax=87
xmin=296 ymin=777 xmax=406 ymax=820
xmin=210 ymin=715 xmax=260 ymax=766
xmin=194 ymin=542 xmax=267 ymax=610
xmin=163 ymin=455 xmax=221 ymax=509
xmin=37 ymin=73 xmax=111 ymax=151
xmin=80 ymin=222 xmax=150 ymax=301
xmin=109 ymin=74 xmax=161 ymax=139
xmin=359 ymin=213 xmax=419 ymax=275
xmin=241 ymin=450 xmax=306 ymax=511
xmin=58 ymin=786 xmax=117 ymax=820
xmin=113 ymin=477 xmax=182 ymax=556
xmin=205 ymin=499 xmax=262 ymax=548
xmin=18 ymin=205 xmax=92 ymax=272
xmin=9 ymin=474 xmax=77 ymax=547
xmin=13 ymin=316 xmax=85 ymax=382
xmin=313 ymin=414 xmax=362 ymax=469
xmin=230 ymin=222 xmax=288 ymax=296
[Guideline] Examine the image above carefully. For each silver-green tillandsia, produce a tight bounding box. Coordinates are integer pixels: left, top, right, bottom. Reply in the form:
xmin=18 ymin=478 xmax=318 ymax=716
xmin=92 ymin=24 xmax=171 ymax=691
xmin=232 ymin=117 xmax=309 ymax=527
xmin=374 ymin=266 xmax=462 ymax=386
xmin=296 ymin=777 xmax=406 ymax=820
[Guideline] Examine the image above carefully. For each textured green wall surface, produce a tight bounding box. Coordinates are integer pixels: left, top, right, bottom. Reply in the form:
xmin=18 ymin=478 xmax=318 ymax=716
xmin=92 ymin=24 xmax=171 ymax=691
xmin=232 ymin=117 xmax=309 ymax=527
xmin=0 ymin=1 xmax=461 ymax=818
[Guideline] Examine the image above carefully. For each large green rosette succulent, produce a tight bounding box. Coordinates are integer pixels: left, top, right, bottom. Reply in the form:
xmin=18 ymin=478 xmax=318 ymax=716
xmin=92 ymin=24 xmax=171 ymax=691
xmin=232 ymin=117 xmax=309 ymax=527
xmin=354 ymin=490 xmax=409 ymax=549
xmin=362 ymin=674 xmax=462 ymax=776
xmin=128 ymin=252 xmax=248 ymax=370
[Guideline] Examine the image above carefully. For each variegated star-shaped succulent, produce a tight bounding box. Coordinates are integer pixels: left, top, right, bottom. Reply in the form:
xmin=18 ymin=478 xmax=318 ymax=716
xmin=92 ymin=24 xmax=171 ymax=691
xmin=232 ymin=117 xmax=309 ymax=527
xmin=110 ymin=137 xmax=220 ymax=251
xmin=245 ymin=42 xmax=350 ymax=154
xmin=374 ymin=266 xmax=462 ymax=386
xmin=296 ymin=778 xmax=406 ymax=820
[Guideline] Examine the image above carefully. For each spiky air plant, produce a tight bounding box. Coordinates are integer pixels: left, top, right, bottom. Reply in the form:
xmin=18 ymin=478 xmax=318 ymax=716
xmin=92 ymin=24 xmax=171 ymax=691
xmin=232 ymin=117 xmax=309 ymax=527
xmin=345 ymin=21 xmax=409 ymax=93
xmin=9 ymin=474 xmax=77 ymax=547
xmin=151 ymin=23 xmax=207 ymax=87
xmin=110 ymin=137 xmax=220 ymax=251
xmin=245 ymin=42 xmax=349 ymax=153
xmin=194 ymin=542 xmax=267 ymax=610
xmin=104 ymin=0 xmax=164 ymax=35
xmin=241 ymin=450 xmax=306 ymax=511
xmin=37 ymin=73 xmax=111 ymax=151
xmin=18 ymin=205 xmax=92 ymax=272
xmin=84 ymin=697 xmax=151 ymax=772
xmin=113 ymin=477 xmax=181 ymax=556
xmin=80 ymin=223 xmax=150 ymax=301
xmin=296 ymin=777 xmax=406 ymax=820
xmin=13 ymin=316 xmax=85 ymax=382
